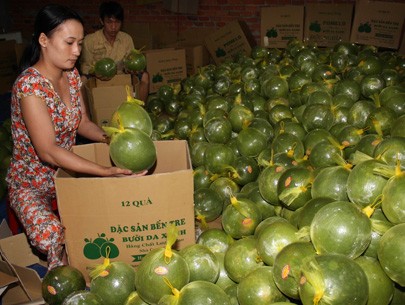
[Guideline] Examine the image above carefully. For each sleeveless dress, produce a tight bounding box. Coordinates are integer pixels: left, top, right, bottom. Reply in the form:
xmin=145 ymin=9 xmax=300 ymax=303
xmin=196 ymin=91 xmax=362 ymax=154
xmin=6 ymin=67 xmax=82 ymax=269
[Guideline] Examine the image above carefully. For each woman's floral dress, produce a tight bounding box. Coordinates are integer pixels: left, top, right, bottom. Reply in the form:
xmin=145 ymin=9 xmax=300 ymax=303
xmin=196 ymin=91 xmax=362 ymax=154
xmin=6 ymin=67 xmax=82 ymax=270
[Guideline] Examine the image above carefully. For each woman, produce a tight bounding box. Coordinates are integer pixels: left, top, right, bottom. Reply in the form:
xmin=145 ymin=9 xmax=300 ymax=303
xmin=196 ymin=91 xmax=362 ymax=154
xmin=6 ymin=4 xmax=143 ymax=270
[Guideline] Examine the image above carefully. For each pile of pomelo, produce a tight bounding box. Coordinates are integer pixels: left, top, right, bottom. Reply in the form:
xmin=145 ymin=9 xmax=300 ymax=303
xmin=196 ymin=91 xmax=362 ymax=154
xmin=143 ymin=39 xmax=405 ymax=305
xmin=42 ymin=39 xmax=405 ymax=304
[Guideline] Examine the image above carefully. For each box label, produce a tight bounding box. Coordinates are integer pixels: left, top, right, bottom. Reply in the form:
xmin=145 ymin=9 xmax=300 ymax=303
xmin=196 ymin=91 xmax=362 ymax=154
xmin=304 ymin=4 xmax=354 ymax=47
xmin=261 ymin=6 xmax=304 ymax=48
xmin=204 ymin=21 xmax=252 ymax=65
xmin=146 ymin=49 xmax=187 ymax=93
xmin=350 ymin=0 xmax=405 ymax=49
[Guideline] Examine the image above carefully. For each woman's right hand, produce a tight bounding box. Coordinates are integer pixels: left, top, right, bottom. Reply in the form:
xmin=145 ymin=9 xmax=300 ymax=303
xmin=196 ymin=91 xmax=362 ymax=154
xmin=107 ymin=167 xmax=148 ymax=177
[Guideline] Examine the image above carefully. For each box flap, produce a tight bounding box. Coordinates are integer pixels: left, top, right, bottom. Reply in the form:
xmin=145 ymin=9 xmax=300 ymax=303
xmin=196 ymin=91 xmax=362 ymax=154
xmin=0 ymin=270 xmax=18 ymax=288
xmin=0 ymin=222 xmax=40 ymax=267
xmin=0 ymin=262 xmax=44 ymax=305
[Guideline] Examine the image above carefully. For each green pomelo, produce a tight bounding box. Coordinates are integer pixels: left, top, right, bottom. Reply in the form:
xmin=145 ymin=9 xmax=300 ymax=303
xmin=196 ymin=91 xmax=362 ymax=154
xmin=256 ymin=221 xmax=299 ymax=266
xmin=110 ymin=101 xmax=153 ymax=136
xmin=346 ymin=159 xmax=388 ymax=208
xmin=123 ymin=49 xmax=146 ymax=72
xmin=254 ymin=216 xmax=289 ymax=238
xmin=373 ymin=136 xmax=405 ymax=168
xmin=194 ymin=188 xmax=223 ymax=223
xmin=310 ymin=201 xmax=372 ymax=259
xmin=42 ymin=266 xmax=86 ymax=305
xmin=204 ymin=143 xmax=236 ymax=176
xmin=236 ymin=127 xmax=268 ymax=158
xmin=222 ymin=196 xmax=262 ymax=239
xmin=204 ymin=116 xmax=232 ymax=144
xmin=296 ymin=197 xmax=335 ymax=229
xmin=381 ymin=174 xmax=405 ymax=224
xmin=123 ymin=291 xmax=149 ymax=305
xmin=108 ymin=127 xmax=156 ymax=173
xmin=224 ymin=236 xmax=264 ymax=283
xmin=377 ymin=223 xmax=405 ymax=286
xmin=94 ymin=57 xmax=117 ymax=80
xmin=62 ymin=290 xmax=103 ymax=305
xmin=237 ymin=266 xmax=287 ymax=305
xmin=135 ymin=248 xmax=190 ymax=304
xmin=277 ymin=166 xmax=313 ymax=211
xmin=354 ymin=256 xmax=394 ymax=305
xmin=193 ymin=166 xmax=213 ymax=191
xmin=273 ymin=242 xmax=317 ymax=299
xmin=299 ymin=254 xmax=369 ymax=305
xmin=196 ymin=228 xmax=234 ymax=254
xmin=159 ymin=280 xmax=232 ymax=305
xmin=258 ymin=164 xmax=287 ymax=205
xmin=311 ymin=166 xmax=350 ymax=201
xmin=90 ymin=261 xmax=135 ymax=305
xmin=214 ymin=252 xmax=237 ymax=290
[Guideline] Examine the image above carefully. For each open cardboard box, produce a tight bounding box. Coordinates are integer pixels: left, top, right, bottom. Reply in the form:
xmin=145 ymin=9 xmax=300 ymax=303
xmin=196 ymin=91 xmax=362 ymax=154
xmin=84 ymin=74 xmax=139 ymax=127
xmin=0 ymin=220 xmax=46 ymax=305
xmin=54 ymin=140 xmax=195 ymax=283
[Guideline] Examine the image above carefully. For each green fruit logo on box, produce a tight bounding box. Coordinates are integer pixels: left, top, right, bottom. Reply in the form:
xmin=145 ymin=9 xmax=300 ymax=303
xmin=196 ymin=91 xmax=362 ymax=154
xmin=266 ymin=28 xmax=278 ymax=38
xmin=358 ymin=22 xmax=372 ymax=33
xmin=215 ymin=47 xmax=226 ymax=58
xmin=152 ymin=73 xmax=164 ymax=83
xmin=83 ymin=233 xmax=120 ymax=259
xmin=309 ymin=21 xmax=321 ymax=33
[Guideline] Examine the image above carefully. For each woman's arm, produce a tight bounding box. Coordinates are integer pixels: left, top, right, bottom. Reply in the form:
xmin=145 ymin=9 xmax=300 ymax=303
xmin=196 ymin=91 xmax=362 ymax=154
xmin=21 ymin=94 xmax=130 ymax=176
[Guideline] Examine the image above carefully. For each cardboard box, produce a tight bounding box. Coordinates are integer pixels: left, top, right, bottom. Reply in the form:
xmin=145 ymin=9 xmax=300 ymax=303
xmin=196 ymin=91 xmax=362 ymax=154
xmin=84 ymin=74 xmax=139 ymax=127
xmin=304 ymin=3 xmax=354 ymax=47
xmin=350 ymin=0 xmax=405 ymax=49
xmin=0 ymin=220 xmax=46 ymax=305
xmin=145 ymin=48 xmax=187 ymax=93
xmin=122 ymin=23 xmax=158 ymax=50
xmin=204 ymin=21 xmax=254 ymax=65
xmin=163 ymin=0 xmax=199 ymax=15
xmin=261 ymin=6 xmax=305 ymax=48
xmin=54 ymin=140 xmax=195 ymax=283
xmin=184 ymin=45 xmax=211 ymax=76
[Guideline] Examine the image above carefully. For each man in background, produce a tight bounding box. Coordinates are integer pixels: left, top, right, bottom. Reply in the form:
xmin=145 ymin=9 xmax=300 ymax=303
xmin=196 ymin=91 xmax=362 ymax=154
xmin=80 ymin=1 xmax=149 ymax=101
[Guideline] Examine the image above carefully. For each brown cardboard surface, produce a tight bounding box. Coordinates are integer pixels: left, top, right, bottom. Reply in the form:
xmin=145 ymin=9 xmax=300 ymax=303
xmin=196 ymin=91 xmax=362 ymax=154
xmin=204 ymin=21 xmax=253 ymax=65
xmin=304 ymin=3 xmax=354 ymax=47
xmin=122 ymin=23 xmax=157 ymax=50
xmin=55 ymin=140 xmax=195 ymax=283
xmin=84 ymin=74 xmax=139 ymax=127
xmin=0 ymin=220 xmax=45 ymax=305
xmin=261 ymin=6 xmax=305 ymax=49
xmin=145 ymin=48 xmax=187 ymax=93
xmin=350 ymin=0 xmax=405 ymax=49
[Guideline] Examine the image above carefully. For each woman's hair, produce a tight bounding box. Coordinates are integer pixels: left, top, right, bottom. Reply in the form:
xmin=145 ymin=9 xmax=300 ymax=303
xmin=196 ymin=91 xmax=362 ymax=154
xmin=19 ymin=4 xmax=84 ymax=72
xmin=99 ymin=1 xmax=124 ymax=22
